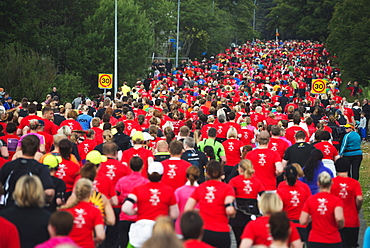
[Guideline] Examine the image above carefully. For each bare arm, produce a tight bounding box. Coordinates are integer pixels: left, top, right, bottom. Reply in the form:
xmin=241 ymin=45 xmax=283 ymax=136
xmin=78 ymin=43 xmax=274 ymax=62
xmin=357 ymin=195 xmax=364 ymax=211
xmin=94 ymin=224 xmax=105 ymax=245
xmin=334 ymin=206 xmax=344 ymax=229
xmin=224 ymin=195 xmax=236 ymax=218
xmin=239 ymin=238 xmax=253 ymax=248
xmin=275 ymin=161 xmax=283 ymax=175
xmin=109 ymin=195 xmax=118 ymax=206
xmin=122 ymin=193 xmax=138 ymax=216
xmin=169 ymin=204 xmax=179 ymax=220
xmin=281 ymin=159 xmax=288 ymax=168
xmin=299 ymin=211 xmax=310 ymax=225
xmin=0 ymin=146 xmax=8 ymax=159
xmin=184 ymin=197 xmax=197 ymax=212
xmin=102 ymin=194 xmax=116 ymax=226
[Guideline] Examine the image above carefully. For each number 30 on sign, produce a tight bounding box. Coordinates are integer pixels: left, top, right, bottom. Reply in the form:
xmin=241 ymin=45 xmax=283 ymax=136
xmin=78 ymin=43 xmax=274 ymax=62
xmin=311 ymin=79 xmax=326 ymax=94
xmin=98 ymin=74 xmax=113 ymax=89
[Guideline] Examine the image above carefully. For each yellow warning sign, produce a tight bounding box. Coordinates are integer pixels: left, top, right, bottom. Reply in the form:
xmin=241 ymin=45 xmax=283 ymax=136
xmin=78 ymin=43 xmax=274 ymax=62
xmin=98 ymin=74 xmax=113 ymax=89
xmin=311 ymin=79 xmax=326 ymax=94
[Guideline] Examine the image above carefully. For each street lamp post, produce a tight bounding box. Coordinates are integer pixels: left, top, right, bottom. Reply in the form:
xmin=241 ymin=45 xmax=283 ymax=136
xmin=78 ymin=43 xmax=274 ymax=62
xmin=175 ymin=0 xmax=180 ymax=68
xmin=114 ymin=0 xmax=118 ymax=96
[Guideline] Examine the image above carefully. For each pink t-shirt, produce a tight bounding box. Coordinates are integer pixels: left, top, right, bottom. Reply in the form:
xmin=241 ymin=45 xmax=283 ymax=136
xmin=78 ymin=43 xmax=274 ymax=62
xmin=35 ymin=237 xmax=79 ymax=248
xmin=174 ymin=184 xmax=198 ymax=234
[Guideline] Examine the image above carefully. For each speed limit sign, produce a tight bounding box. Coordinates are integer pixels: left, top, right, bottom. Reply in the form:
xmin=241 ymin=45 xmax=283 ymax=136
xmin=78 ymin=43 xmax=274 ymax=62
xmin=98 ymin=73 xmax=113 ymax=89
xmin=311 ymin=79 xmax=326 ymax=94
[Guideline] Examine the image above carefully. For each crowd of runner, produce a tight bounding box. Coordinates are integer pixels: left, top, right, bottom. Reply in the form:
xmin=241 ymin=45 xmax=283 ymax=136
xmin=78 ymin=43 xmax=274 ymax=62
xmin=0 ymin=40 xmax=367 ymax=248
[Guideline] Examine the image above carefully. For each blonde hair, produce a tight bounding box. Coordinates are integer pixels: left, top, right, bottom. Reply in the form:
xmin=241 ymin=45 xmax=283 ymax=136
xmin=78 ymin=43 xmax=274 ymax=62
xmin=13 ymin=175 xmax=45 ymax=208
xmin=227 ymin=127 xmax=238 ymax=139
xmin=239 ymin=159 xmax=254 ymax=178
xmin=291 ymin=163 xmax=304 ymax=177
xmin=91 ymin=117 xmax=101 ymax=127
xmin=153 ymin=216 xmax=175 ymax=235
xmin=58 ymin=126 xmax=72 ymax=136
xmin=258 ymin=192 xmax=283 ymax=215
xmin=318 ymin=171 xmax=332 ymax=189
xmin=61 ymin=178 xmax=93 ymax=209
xmin=103 ymin=130 xmax=114 ymax=142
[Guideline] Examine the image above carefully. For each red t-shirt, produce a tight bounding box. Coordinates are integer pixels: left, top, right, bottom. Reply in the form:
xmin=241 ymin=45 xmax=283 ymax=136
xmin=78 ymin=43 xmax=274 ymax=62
xmin=94 ymin=174 xmax=116 ymax=199
xmin=343 ymin=108 xmax=354 ymax=123
xmin=37 ymin=131 xmax=53 ymax=153
xmin=0 ymin=217 xmax=21 ymax=248
xmin=314 ymin=141 xmax=338 ymax=160
xmin=0 ymin=134 xmax=20 ymax=160
xmin=245 ymin=149 xmax=281 ymax=190
xmin=78 ymin=139 xmax=97 ymax=162
xmin=331 ymin=176 xmax=362 ymax=227
xmin=91 ymin=127 xmax=103 ymax=145
xmin=161 ymin=158 xmax=192 ymax=191
xmin=191 ymin=180 xmax=235 ymax=232
xmin=239 ymin=128 xmax=254 ymax=146
xmin=122 ymin=120 xmax=141 ymax=136
xmin=63 ymin=201 xmax=104 ymax=248
xmin=60 ymin=120 xmax=83 ymax=131
xmin=241 ymin=215 xmax=300 ymax=246
xmin=302 ymin=192 xmax=343 ymax=243
xmin=201 ymin=123 xmax=216 ymax=139
xmin=99 ymin=158 xmax=130 ymax=186
xmin=131 ymin=182 xmax=176 ymax=221
xmin=42 ymin=118 xmax=58 ymax=135
xmin=229 ymin=175 xmax=264 ymax=199
xmin=277 ymin=181 xmax=311 ymax=226
xmin=55 ymin=159 xmax=80 ymax=192
xmin=268 ymin=137 xmax=290 ymax=159
xmin=284 ymin=126 xmax=307 ymax=144
xmin=222 ymin=139 xmax=244 ymax=166
xmin=214 ymin=123 xmax=228 ymax=139
xmin=121 ymin=147 xmax=154 ymax=177
xmin=18 ymin=115 xmax=42 ymax=130
xmin=250 ymin=113 xmax=265 ymax=128
xmin=184 ymin=239 xmax=215 ymax=248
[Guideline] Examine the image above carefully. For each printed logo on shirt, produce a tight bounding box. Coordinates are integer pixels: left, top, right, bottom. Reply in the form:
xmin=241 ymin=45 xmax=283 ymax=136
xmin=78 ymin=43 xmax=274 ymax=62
xmin=74 ymin=208 xmax=87 ymax=228
xmin=228 ymin=142 xmax=234 ymax=151
xmin=106 ymin=164 xmax=116 ymax=180
xmin=167 ymin=164 xmax=177 ymax=179
xmin=317 ymin=198 xmax=328 ymax=215
xmin=339 ymin=183 xmax=348 ymax=198
xmin=205 ymin=186 xmax=216 ymax=203
xmin=243 ymin=180 xmax=253 ymax=194
xmin=149 ymin=188 xmax=161 ymax=206
xmin=56 ymin=164 xmax=67 ymax=179
xmin=83 ymin=143 xmax=89 ymax=154
xmin=271 ymin=142 xmax=278 ymax=151
xmin=289 ymin=190 xmax=300 ymax=206
xmin=323 ymin=145 xmax=330 ymax=156
xmin=258 ymin=153 xmax=266 ymax=166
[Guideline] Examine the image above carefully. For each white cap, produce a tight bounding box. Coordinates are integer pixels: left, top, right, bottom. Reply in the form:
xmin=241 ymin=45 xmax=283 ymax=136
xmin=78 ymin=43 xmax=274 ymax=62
xmin=143 ymin=132 xmax=155 ymax=141
xmin=148 ymin=162 xmax=163 ymax=175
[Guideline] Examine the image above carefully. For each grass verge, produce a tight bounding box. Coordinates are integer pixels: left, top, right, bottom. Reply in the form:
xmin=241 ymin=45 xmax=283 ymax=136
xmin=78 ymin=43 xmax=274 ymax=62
xmin=360 ymin=142 xmax=370 ymax=223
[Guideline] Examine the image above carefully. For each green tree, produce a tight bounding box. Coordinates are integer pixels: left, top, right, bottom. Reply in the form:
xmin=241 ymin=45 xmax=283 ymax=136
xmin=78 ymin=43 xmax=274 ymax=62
xmin=268 ymin=0 xmax=338 ymax=40
xmin=327 ymin=0 xmax=370 ymax=84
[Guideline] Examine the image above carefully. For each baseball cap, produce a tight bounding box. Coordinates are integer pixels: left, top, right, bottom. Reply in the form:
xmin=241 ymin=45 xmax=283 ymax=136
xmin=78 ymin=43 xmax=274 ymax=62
xmin=38 ymin=120 xmax=45 ymax=127
xmin=344 ymin=123 xmax=354 ymax=128
xmin=86 ymin=150 xmax=107 ymax=164
xmin=148 ymin=162 xmax=164 ymax=175
xmin=143 ymin=132 xmax=154 ymax=141
xmin=132 ymin=131 xmax=144 ymax=141
xmin=43 ymin=154 xmax=62 ymax=169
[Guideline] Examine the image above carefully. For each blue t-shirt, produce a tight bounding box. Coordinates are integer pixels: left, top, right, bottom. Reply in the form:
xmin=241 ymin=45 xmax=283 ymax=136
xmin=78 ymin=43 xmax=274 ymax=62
xmin=300 ymin=162 xmax=334 ymax=195
xmin=77 ymin=114 xmax=92 ymax=130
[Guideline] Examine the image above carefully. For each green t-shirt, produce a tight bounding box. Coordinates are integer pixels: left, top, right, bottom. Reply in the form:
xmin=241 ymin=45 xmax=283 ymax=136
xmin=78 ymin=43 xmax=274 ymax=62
xmin=198 ymin=138 xmax=225 ymax=162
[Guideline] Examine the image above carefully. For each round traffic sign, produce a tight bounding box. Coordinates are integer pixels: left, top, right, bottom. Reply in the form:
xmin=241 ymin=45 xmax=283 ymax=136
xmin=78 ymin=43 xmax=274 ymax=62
xmin=311 ymin=79 xmax=326 ymax=94
xmin=98 ymin=74 xmax=113 ymax=89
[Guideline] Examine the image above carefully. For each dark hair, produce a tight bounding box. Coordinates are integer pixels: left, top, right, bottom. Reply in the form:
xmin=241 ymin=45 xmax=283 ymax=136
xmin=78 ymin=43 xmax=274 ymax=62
xmin=303 ymin=149 xmax=324 ymax=181
xmin=102 ymin=141 xmax=118 ymax=156
xmin=186 ymin=166 xmax=200 ymax=186
xmin=320 ymin=131 xmax=331 ymax=141
xmin=207 ymin=127 xmax=217 ymax=138
xmin=80 ymin=162 xmax=97 ymax=181
xmin=269 ymin=212 xmax=290 ymax=242
xmin=293 ymin=112 xmax=301 ymax=125
xmin=21 ymin=135 xmax=40 ymax=156
xmin=6 ymin=122 xmax=17 ymax=134
xmin=181 ymin=211 xmax=203 ymax=240
xmin=270 ymin=125 xmax=281 ymax=136
xmin=165 ymin=131 xmax=175 ymax=145
xmin=314 ymin=130 xmax=323 ymax=141
xmin=148 ymin=172 xmax=162 ymax=182
xmin=169 ymin=140 xmax=183 ymax=156
xmin=59 ymin=139 xmax=72 ymax=160
xmin=203 ymin=146 xmax=215 ymax=161
xmin=285 ymin=165 xmax=298 ymax=186
xmin=27 ymin=103 xmax=37 ymax=114
xmin=49 ymin=211 xmax=74 ymax=236
xmin=206 ymin=160 xmax=223 ymax=179
xmin=115 ymin=121 xmax=125 ymax=133
xmin=130 ymin=157 xmax=143 ymax=172
xmin=295 ymin=130 xmax=306 ymax=140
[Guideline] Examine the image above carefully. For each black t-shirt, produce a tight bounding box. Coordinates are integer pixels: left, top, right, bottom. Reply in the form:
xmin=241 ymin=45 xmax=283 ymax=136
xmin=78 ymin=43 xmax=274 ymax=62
xmin=0 ymin=206 xmax=50 ymax=248
xmin=181 ymin=149 xmax=208 ymax=183
xmin=45 ymin=176 xmax=66 ymax=213
xmin=113 ymin=133 xmax=132 ymax=151
xmin=0 ymin=158 xmax=54 ymax=207
xmin=283 ymin=142 xmax=315 ymax=168
xmin=87 ymin=106 xmax=96 ymax=117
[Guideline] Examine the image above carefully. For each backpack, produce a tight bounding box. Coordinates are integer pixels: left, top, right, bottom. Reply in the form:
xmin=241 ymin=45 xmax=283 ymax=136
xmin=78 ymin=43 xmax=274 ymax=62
xmin=183 ymin=149 xmax=201 ymax=168
xmin=1 ymin=159 xmax=42 ymax=206
xmin=202 ymin=139 xmax=222 ymax=162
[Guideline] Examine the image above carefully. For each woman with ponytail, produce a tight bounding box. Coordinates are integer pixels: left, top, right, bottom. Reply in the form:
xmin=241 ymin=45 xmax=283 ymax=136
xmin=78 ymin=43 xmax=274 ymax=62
xmin=277 ymin=165 xmax=312 ymax=242
xmin=61 ymin=178 xmax=105 ymax=248
xmin=174 ymin=166 xmax=200 ymax=234
xmin=228 ymin=159 xmax=265 ymax=247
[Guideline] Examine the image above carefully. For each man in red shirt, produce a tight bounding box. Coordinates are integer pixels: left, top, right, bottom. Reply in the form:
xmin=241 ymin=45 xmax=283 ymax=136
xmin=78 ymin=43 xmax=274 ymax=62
xmin=181 ymin=211 xmax=214 ymax=248
xmin=245 ymin=131 xmax=283 ymax=191
xmin=284 ymin=113 xmax=308 ymax=144
xmin=121 ymin=131 xmax=154 ymax=177
xmin=161 ymin=140 xmax=192 ymax=191
xmin=268 ymin=125 xmax=290 ymax=160
xmin=331 ymin=157 xmax=363 ymax=248
xmin=17 ymin=103 xmax=42 ymax=135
